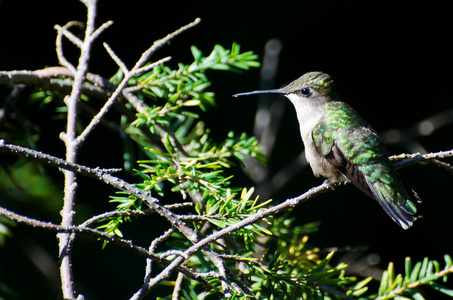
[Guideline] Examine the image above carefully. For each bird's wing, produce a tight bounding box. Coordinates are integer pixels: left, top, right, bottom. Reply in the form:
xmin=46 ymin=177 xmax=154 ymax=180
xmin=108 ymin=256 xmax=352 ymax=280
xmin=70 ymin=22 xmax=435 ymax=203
xmin=312 ymin=102 xmax=419 ymax=229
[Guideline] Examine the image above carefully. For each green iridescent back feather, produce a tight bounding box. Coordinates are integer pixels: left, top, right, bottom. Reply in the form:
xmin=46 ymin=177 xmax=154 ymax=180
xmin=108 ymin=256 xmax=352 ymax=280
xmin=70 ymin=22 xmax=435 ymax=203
xmin=313 ymin=101 xmax=418 ymax=226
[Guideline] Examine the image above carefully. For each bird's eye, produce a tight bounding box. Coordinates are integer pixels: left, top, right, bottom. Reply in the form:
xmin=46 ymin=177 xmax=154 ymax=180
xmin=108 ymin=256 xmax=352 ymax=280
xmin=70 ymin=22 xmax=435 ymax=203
xmin=300 ymin=87 xmax=311 ymax=97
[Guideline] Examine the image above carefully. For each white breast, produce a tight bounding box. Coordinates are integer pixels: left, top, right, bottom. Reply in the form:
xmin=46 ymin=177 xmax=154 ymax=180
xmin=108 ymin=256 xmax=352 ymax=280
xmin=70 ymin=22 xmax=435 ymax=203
xmin=285 ymin=94 xmax=340 ymax=180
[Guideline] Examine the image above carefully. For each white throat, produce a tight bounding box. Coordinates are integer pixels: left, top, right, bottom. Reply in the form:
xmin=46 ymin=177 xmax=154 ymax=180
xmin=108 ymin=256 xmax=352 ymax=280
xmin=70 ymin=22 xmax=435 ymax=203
xmin=285 ymin=93 xmax=326 ymax=144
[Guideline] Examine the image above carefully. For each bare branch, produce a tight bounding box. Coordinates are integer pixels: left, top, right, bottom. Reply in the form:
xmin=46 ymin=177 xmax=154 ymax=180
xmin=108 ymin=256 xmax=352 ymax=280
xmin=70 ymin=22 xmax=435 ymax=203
xmin=54 ymin=21 xmax=84 ymax=74
xmin=171 ymin=272 xmax=184 ymax=300
xmin=90 ymin=20 xmax=113 ymax=41
xmin=208 ymin=251 xmax=233 ymax=297
xmin=72 ymin=15 xmax=188 ymax=148
xmin=146 ymin=180 xmax=333 ymax=291
xmin=57 ymin=1 xmax=100 ymax=297
xmin=133 ymin=60 xmax=166 ymax=75
xmin=130 ymin=228 xmax=175 ymax=300
xmin=54 ymin=22 xmax=84 ymax=48
xmin=0 ymin=205 xmax=217 ymax=293
xmin=131 ymin=18 xmax=201 ymax=74
xmin=79 ymin=202 xmax=192 ymax=227
xmin=390 ymin=149 xmax=453 ymax=168
xmin=429 ymin=159 xmax=453 ymax=175
xmin=75 ymin=56 xmax=171 ymax=145
xmin=0 ymin=67 xmax=118 ymax=103
xmin=81 ymin=20 xmax=202 ymax=153
xmin=122 ymin=87 xmax=149 ymax=114
xmin=0 ymin=140 xmax=166 ymax=215
xmin=103 ymin=42 xmax=129 ymax=74
xmin=0 ymin=141 xmax=210 ymax=272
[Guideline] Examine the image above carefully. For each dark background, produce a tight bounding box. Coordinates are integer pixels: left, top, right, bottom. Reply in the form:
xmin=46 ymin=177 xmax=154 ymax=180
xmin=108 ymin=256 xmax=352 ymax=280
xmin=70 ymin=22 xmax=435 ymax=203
xmin=1 ymin=0 xmax=452 ymax=299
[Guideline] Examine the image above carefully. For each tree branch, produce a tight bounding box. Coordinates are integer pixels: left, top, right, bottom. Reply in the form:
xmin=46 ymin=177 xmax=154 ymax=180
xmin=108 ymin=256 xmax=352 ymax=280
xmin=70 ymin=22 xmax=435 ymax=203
xmin=0 ymin=140 xmax=228 ymax=297
xmin=130 ymin=18 xmax=201 ymax=76
xmin=146 ymin=181 xmax=333 ymax=290
xmin=54 ymin=1 xmax=106 ymax=297
xmin=74 ymin=56 xmax=171 ymax=146
xmin=0 ymin=205 xmax=220 ymax=295
xmin=1 ymin=139 xmax=452 ymax=297
xmin=390 ymin=149 xmax=453 ymax=167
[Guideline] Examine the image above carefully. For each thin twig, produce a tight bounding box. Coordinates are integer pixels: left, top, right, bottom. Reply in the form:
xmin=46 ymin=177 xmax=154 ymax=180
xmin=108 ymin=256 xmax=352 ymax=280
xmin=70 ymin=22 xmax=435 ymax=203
xmin=74 ymin=56 xmax=171 ymax=146
xmin=390 ymin=149 xmax=453 ymax=168
xmin=130 ymin=228 xmax=176 ymax=300
xmin=147 ymin=228 xmax=175 ymax=277
xmin=429 ymin=159 xmax=453 ymax=175
xmin=0 ymin=140 xmax=178 ymax=224
xmin=130 ymin=18 xmax=201 ymax=76
xmin=208 ymin=251 xmax=233 ymax=297
xmin=103 ymin=43 xmax=129 ymax=74
xmin=54 ymin=22 xmax=84 ymax=48
xmin=0 ymin=69 xmax=111 ymax=100
xmin=122 ymin=87 xmax=148 ymax=114
xmin=90 ymin=20 xmax=113 ymax=41
xmin=171 ymin=272 xmax=184 ymax=300
xmin=0 ymin=205 xmax=217 ymax=293
xmin=79 ymin=202 xmax=193 ymax=227
xmin=94 ymin=19 xmax=202 ymax=153
xmin=55 ymin=21 xmax=84 ymax=74
xmin=57 ymin=1 xmax=101 ymax=298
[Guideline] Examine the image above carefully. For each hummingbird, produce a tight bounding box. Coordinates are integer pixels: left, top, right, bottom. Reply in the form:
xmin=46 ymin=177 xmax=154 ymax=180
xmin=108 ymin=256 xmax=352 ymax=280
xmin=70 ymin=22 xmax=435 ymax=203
xmin=233 ymin=71 xmax=420 ymax=229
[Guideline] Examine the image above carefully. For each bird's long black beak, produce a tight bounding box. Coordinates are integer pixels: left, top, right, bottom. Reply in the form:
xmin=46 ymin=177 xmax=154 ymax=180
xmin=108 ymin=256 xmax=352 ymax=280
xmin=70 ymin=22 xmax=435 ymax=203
xmin=233 ymin=89 xmax=286 ymax=97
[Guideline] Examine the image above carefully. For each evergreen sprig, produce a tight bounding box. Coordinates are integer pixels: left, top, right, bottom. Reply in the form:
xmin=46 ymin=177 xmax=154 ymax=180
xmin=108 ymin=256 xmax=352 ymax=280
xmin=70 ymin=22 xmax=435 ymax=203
xmin=112 ymin=43 xmax=260 ymax=112
xmin=374 ymin=255 xmax=453 ymax=299
xmin=98 ymin=43 xmax=263 ymax=240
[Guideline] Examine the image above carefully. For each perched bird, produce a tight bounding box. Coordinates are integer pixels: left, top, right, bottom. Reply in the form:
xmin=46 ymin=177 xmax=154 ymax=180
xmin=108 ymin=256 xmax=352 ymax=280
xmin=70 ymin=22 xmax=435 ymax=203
xmin=234 ymin=72 xmax=420 ymax=229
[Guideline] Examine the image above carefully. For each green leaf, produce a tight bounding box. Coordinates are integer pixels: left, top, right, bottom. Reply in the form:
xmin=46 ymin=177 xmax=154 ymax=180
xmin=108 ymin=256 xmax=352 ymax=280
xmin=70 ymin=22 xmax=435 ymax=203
xmin=428 ymin=282 xmax=453 ymax=296
xmin=307 ymin=251 xmax=335 ymax=274
xmin=445 ymin=254 xmax=453 ymax=267
xmin=207 ymin=217 xmax=226 ymax=228
xmin=114 ymin=228 xmax=123 ymax=237
xmin=410 ymin=261 xmax=422 ymax=282
xmin=183 ymin=100 xmax=201 ymax=106
xmin=379 ymin=270 xmax=389 ymax=295
xmin=404 ymin=256 xmax=412 ymax=283
xmin=353 ymin=276 xmax=373 ymax=291
xmin=191 ymin=45 xmax=203 ymax=61
xmin=351 ymin=286 xmax=368 ymax=297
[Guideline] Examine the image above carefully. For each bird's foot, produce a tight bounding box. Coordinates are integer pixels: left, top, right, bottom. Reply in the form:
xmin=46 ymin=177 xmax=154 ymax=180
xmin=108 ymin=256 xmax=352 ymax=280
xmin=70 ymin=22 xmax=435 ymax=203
xmin=323 ymin=179 xmax=337 ymax=191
